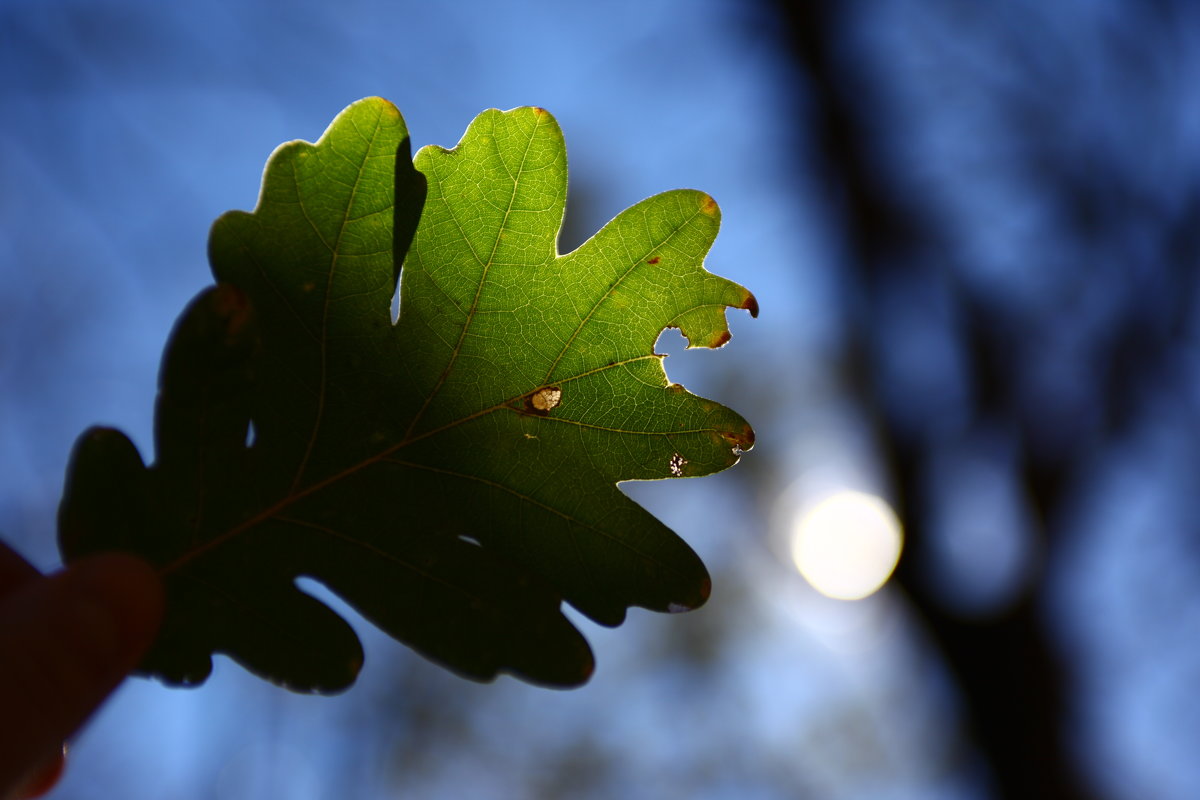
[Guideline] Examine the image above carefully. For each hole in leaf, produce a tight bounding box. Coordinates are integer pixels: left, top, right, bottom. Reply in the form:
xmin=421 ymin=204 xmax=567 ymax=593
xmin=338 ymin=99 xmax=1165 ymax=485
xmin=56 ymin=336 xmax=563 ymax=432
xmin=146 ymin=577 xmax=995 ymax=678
xmin=652 ymin=327 xmax=688 ymax=357
xmin=390 ymin=274 xmax=402 ymax=325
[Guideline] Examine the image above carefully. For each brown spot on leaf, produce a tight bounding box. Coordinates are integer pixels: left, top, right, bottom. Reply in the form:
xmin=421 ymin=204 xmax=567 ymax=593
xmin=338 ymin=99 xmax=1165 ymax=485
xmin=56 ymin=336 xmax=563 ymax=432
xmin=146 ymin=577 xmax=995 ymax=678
xmin=722 ymin=422 xmax=756 ymax=455
xmin=699 ymin=194 xmax=719 ymax=216
xmin=210 ymin=284 xmax=254 ymax=344
xmin=522 ymin=386 xmax=562 ymax=415
xmin=712 ymin=330 xmax=732 ymax=348
xmin=212 ymin=283 xmax=248 ymax=315
xmin=647 ymin=256 xmax=660 ymax=264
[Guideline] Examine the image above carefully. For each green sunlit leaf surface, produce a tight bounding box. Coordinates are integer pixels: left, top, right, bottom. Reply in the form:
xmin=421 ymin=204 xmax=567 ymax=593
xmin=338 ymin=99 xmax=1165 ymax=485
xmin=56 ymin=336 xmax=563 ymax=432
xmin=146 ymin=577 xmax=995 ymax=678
xmin=59 ymin=98 xmax=756 ymax=692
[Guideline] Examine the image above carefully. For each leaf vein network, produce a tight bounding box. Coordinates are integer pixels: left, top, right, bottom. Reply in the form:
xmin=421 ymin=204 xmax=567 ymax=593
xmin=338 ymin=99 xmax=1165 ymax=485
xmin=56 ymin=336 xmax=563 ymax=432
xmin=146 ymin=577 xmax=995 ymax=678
xmin=402 ymin=112 xmax=545 ymax=439
xmin=291 ymin=110 xmax=386 ymax=492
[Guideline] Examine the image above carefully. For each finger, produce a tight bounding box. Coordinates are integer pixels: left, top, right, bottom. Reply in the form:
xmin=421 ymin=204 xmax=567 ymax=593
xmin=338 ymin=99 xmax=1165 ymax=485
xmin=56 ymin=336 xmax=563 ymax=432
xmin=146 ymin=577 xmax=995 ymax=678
xmin=0 ymin=554 xmax=163 ymax=797
xmin=0 ymin=541 xmax=40 ymax=599
xmin=11 ymin=745 xmax=65 ymax=799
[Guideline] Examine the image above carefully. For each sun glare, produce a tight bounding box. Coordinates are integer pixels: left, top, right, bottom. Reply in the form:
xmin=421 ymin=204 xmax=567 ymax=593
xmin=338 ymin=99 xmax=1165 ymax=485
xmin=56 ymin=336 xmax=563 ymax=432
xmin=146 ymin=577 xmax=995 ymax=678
xmin=791 ymin=491 xmax=903 ymax=600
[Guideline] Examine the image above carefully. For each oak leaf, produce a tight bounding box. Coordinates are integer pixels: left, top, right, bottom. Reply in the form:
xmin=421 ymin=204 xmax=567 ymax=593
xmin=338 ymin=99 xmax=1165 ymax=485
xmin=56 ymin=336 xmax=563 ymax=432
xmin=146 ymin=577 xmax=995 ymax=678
xmin=59 ymin=98 xmax=756 ymax=692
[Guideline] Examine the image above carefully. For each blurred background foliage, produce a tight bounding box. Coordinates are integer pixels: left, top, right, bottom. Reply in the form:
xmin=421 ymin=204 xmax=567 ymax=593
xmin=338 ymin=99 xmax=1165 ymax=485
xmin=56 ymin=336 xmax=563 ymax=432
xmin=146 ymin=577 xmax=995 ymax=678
xmin=3 ymin=1 xmax=1200 ymax=798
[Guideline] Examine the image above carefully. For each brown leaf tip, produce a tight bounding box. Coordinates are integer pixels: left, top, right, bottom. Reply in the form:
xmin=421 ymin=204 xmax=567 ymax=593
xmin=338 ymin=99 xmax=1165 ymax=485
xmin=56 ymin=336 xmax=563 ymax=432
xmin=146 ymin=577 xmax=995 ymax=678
xmin=666 ymin=576 xmax=711 ymax=613
xmin=699 ymin=194 xmax=719 ymax=216
xmin=741 ymin=291 xmax=759 ymax=319
xmin=724 ymin=423 xmax=756 ymax=455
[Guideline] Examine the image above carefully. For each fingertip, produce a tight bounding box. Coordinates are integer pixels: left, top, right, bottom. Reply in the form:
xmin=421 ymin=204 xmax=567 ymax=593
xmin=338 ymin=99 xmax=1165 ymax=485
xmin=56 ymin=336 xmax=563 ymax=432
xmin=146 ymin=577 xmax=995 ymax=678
xmin=0 ymin=542 xmax=40 ymax=599
xmin=12 ymin=745 xmax=66 ymax=799
xmin=64 ymin=554 xmax=165 ymax=662
xmin=0 ymin=554 xmax=162 ymax=796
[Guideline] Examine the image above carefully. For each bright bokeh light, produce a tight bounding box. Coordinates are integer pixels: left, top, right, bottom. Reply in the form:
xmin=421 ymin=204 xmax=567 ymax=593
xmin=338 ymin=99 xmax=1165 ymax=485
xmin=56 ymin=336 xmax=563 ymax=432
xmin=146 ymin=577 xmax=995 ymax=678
xmin=791 ymin=491 xmax=904 ymax=600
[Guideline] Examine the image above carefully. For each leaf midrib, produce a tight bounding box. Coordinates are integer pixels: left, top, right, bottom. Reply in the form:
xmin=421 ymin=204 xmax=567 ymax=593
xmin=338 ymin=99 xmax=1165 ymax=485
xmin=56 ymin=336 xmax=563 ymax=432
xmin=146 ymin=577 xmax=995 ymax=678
xmin=402 ymin=112 xmax=545 ymax=442
xmin=291 ymin=113 xmax=387 ymax=493
xmin=158 ymin=353 xmax=663 ymax=578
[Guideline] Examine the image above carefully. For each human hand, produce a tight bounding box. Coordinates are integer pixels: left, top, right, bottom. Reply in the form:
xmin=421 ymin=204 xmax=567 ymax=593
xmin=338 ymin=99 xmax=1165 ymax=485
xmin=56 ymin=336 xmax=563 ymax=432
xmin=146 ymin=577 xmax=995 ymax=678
xmin=0 ymin=541 xmax=163 ymax=799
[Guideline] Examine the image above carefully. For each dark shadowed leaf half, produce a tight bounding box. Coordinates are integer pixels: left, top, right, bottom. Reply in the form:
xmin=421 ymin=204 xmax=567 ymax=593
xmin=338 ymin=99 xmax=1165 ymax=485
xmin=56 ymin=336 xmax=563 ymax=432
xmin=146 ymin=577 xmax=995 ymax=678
xmin=58 ymin=97 xmax=757 ymax=693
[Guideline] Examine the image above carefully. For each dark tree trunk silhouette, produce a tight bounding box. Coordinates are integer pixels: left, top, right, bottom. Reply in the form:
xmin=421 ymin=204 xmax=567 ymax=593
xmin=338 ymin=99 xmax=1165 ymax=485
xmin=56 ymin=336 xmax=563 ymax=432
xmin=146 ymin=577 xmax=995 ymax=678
xmin=763 ymin=2 xmax=1145 ymax=796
